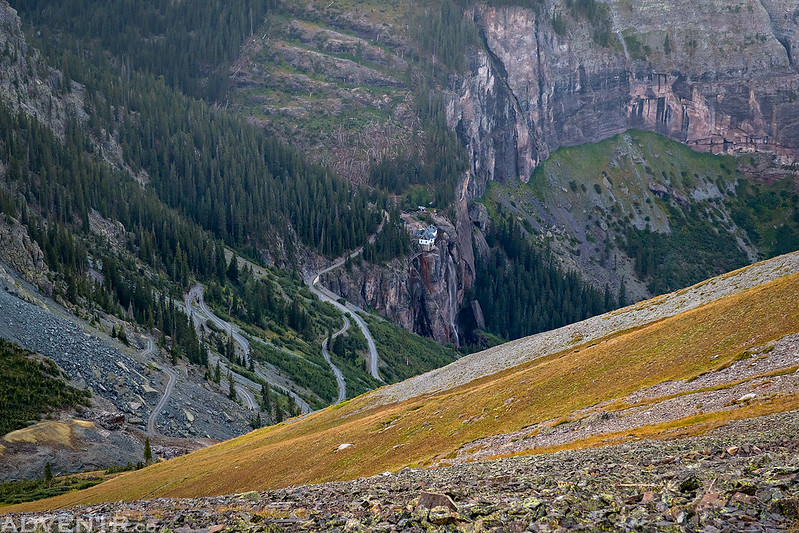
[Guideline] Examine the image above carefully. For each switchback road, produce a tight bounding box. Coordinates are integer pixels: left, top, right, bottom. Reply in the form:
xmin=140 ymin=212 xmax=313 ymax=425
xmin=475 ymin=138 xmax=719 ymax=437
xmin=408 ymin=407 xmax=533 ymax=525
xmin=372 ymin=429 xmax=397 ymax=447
xmin=322 ymin=315 xmax=349 ymax=403
xmin=185 ymin=285 xmax=312 ymax=414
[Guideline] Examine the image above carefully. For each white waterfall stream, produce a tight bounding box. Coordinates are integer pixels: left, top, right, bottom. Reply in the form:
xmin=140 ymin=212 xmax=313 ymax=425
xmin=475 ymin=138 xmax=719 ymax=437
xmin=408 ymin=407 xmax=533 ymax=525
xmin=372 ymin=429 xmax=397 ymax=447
xmin=617 ymin=30 xmax=630 ymax=60
xmin=447 ymin=253 xmax=460 ymax=348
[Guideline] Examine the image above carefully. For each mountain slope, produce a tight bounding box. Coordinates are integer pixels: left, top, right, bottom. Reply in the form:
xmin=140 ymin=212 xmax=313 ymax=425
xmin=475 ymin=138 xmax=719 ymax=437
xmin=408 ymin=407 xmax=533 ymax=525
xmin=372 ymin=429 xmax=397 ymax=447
xmin=477 ymin=130 xmax=799 ymax=308
xmin=7 ymin=251 xmax=799 ymax=512
xmin=9 ymin=0 xmax=799 ymax=355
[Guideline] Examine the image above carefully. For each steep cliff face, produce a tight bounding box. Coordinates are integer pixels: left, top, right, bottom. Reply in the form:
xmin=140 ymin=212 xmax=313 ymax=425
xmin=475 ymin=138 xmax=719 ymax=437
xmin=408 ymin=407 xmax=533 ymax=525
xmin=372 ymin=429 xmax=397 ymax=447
xmin=452 ymin=0 xmax=799 ymax=198
xmin=0 ymin=215 xmax=52 ymax=295
xmin=326 ymin=0 xmax=799 ymax=344
xmin=324 ymin=214 xmax=464 ymax=346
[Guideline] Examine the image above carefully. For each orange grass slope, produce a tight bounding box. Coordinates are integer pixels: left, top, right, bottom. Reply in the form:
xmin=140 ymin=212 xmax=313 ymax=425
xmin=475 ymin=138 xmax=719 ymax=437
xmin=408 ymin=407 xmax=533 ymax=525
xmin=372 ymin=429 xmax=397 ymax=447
xmin=7 ymin=254 xmax=799 ymax=513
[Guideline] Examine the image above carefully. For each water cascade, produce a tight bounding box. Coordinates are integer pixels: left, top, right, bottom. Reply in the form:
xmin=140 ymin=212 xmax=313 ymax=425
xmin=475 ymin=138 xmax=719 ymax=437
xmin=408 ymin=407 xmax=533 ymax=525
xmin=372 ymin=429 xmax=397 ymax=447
xmin=447 ymin=253 xmax=460 ymax=348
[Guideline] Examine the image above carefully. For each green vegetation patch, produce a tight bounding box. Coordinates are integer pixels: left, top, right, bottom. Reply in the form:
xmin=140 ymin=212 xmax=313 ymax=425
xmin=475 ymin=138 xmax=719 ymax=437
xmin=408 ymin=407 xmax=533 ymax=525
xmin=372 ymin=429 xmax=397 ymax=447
xmin=622 ymin=202 xmax=749 ymax=295
xmin=0 ymin=339 xmax=91 ymax=436
xmin=727 ymin=178 xmax=799 ymax=258
xmin=472 ymin=211 xmax=613 ymax=341
xmin=364 ymin=315 xmax=458 ymax=383
xmin=0 ymin=473 xmax=104 ymax=506
xmin=509 ymin=129 xmax=799 ymax=298
xmin=327 ymin=322 xmax=381 ymax=398
xmin=250 ymin=342 xmax=336 ymax=408
xmin=13 ymin=0 xmax=277 ymax=100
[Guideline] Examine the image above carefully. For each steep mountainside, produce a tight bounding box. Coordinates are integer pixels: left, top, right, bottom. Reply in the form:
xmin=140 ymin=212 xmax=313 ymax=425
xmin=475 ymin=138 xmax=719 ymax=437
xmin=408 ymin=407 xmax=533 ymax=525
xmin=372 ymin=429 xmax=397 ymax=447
xmin=476 ymin=130 xmax=799 ymax=304
xmin=325 ymin=129 xmax=799 ymax=345
xmin=454 ymin=0 xmax=799 ymax=196
xmin=219 ymin=0 xmax=799 ymax=346
xmin=447 ymin=0 xmax=799 ymax=330
xmin=6 ymin=251 xmax=799 ymax=511
xmin=230 ymin=2 xmax=416 ymax=185
xmin=8 ymin=0 xmax=799 ymax=350
xmin=0 ymin=0 xmax=374 ymax=478
xmin=0 ymin=0 xmax=462 ymax=470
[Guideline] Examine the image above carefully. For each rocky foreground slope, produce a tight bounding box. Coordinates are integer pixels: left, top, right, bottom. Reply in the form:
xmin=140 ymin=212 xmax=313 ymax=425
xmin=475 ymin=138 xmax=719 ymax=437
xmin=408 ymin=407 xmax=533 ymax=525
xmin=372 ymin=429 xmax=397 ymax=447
xmin=3 ymin=252 xmax=798 ymax=521
xmin=4 ymin=411 xmax=799 ymax=532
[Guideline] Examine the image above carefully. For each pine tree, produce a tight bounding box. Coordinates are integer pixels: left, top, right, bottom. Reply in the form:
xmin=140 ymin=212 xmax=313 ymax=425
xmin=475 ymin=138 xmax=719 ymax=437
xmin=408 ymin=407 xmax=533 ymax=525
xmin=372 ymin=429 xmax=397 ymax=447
xmin=226 ymin=335 xmax=235 ymax=361
xmin=143 ymin=437 xmax=153 ymax=466
xmin=44 ymin=462 xmax=53 ymax=488
xmin=261 ymin=383 xmax=271 ymax=411
xmin=227 ymin=254 xmax=239 ymax=284
xmin=228 ymin=372 xmax=237 ymax=401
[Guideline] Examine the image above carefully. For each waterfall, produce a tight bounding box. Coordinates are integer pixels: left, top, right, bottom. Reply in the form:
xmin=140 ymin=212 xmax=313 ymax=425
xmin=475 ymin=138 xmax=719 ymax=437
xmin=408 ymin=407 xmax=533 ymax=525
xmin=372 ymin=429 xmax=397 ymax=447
xmin=617 ymin=30 xmax=630 ymax=60
xmin=608 ymin=4 xmax=630 ymax=61
xmin=447 ymin=253 xmax=460 ymax=348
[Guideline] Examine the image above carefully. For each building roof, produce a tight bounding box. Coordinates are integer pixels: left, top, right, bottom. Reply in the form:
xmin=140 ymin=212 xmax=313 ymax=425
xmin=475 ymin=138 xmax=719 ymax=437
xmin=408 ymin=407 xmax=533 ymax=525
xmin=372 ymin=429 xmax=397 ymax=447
xmin=420 ymin=225 xmax=437 ymax=241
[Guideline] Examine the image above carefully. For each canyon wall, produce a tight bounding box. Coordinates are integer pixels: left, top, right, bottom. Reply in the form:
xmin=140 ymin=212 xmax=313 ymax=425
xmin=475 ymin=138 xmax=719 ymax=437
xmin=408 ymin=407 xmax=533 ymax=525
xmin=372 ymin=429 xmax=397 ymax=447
xmin=326 ymin=0 xmax=799 ymax=344
xmin=452 ymin=0 xmax=799 ymax=197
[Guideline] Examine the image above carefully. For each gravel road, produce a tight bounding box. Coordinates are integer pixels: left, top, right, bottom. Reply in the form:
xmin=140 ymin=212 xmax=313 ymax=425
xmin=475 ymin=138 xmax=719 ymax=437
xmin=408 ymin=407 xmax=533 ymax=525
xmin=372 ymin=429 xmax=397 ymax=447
xmin=186 ymin=284 xmax=312 ymax=414
xmin=307 ymin=274 xmax=381 ymax=381
xmin=236 ymin=383 xmax=257 ymax=411
xmin=146 ymin=338 xmax=178 ymax=437
xmin=322 ymin=315 xmax=349 ymax=403
xmin=0 ymin=264 xmax=253 ymax=443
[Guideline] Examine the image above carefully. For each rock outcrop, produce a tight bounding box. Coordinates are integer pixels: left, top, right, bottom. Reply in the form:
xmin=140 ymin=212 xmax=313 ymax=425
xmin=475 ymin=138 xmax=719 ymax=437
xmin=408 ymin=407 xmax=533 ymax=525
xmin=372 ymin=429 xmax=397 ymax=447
xmin=0 ymin=215 xmax=52 ymax=294
xmin=325 ymin=213 xmax=465 ymax=346
xmin=0 ymin=0 xmax=86 ymax=141
xmin=328 ymin=0 xmax=799 ymax=345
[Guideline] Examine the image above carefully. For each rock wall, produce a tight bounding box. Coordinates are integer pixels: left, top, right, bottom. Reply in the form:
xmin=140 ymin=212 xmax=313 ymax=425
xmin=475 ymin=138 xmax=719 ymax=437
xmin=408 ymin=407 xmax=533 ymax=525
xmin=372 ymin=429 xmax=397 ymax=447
xmin=451 ymin=0 xmax=799 ymax=197
xmin=329 ymin=0 xmax=799 ymax=344
xmin=0 ymin=0 xmax=87 ymax=142
xmin=324 ymin=218 xmax=464 ymax=346
xmin=0 ymin=215 xmax=52 ymax=294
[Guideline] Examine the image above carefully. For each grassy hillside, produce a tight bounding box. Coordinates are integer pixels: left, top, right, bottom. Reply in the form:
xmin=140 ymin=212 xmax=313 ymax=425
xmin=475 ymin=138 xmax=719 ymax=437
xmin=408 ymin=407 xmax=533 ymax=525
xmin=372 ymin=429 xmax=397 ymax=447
xmin=7 ymin=254 xmax=799 ymax=513
xmin=365 ymin=314 xmax=458 ymax=383
xmin=484 ymin=130 xmax=799 ymax=307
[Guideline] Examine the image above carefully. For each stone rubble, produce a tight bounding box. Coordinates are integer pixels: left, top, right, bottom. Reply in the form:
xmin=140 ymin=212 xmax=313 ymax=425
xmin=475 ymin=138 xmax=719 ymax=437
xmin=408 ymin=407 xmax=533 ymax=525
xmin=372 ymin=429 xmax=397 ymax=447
xmin=6 ymin=410 xmax=799 ymax=532
xmin=0 ymin=268 xmax=256 ymax=479
xmin=448 ymin=332 xmax=799 ymax=464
